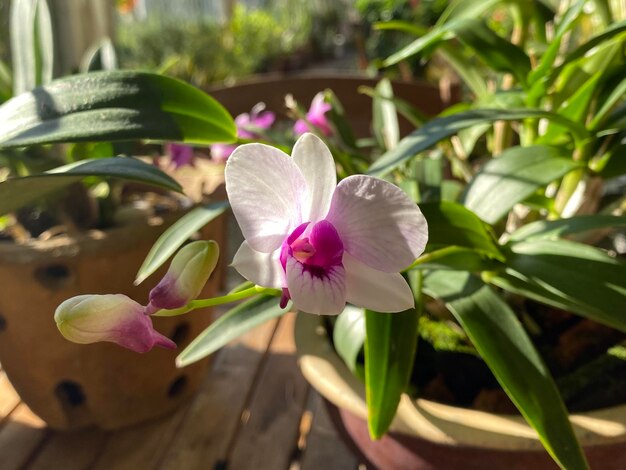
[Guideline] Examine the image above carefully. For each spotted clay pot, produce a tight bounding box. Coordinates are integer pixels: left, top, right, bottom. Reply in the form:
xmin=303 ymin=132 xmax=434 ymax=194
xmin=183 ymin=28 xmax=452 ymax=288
xmin=0 ymin=211 xmax=226 ymax=430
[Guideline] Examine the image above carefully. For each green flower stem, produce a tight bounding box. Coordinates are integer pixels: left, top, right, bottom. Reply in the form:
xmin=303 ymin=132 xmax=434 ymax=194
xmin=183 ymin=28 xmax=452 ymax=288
xmin=152 ymin=286 xmax=281 ymax=317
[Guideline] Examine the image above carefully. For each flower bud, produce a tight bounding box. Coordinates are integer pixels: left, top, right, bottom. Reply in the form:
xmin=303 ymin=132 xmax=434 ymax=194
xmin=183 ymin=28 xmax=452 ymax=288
xmin=55 ymin=294 xmax=176 ymax=353
xmin=148 ymin=240 xmax=219 ymax=311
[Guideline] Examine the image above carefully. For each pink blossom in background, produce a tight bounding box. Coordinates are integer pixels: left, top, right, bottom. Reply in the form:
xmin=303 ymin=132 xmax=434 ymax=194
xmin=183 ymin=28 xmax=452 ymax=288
xmin=55 ymin=294 xmax=176 ymax=353
xmin=294 ymin=92 xmax=333 ymax=136
xmin=210 ymin=103 xmax=276 ymax=162
xmin=166 ymin=142 xmax=195 ymax=169
xmin=226 ymin=133 xmax=428 ymax=315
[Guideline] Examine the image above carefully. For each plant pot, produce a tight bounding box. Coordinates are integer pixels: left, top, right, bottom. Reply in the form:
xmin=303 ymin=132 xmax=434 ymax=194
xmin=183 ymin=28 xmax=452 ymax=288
xmin=0 ymin=209 xmax=227 ymax=430
xmin=295 ymin=313 xmax=626 ymax=470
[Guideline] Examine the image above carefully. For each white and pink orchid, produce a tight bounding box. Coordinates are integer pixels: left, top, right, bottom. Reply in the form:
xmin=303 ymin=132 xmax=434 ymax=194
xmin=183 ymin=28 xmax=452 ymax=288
xmin=226 ymin=133 xmax=428 ymax=315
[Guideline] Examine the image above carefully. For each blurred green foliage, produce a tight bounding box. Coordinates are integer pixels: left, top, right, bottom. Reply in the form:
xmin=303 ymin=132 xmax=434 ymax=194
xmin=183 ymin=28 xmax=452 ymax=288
xmin=116 ymin=5 xmax=312 ymax=87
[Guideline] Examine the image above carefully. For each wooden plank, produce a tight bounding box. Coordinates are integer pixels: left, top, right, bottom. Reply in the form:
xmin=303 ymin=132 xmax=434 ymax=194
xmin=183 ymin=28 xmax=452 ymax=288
xmin=27 ymin=428 xmax=107 ymax=470
xmin=299 ymin=392 xmax=360 ymax=470
xmin=226 ymin=312 xmax=311 ymax=470
xmin=158 ymin=318 xmax=279 ymax=470
xmin=0 ymin=372 xmax=21 ymax=421
xmin=0 ymin=404 xmax=48 ymax=470
xmin=88 ymin=385 xmax=202 ymax=470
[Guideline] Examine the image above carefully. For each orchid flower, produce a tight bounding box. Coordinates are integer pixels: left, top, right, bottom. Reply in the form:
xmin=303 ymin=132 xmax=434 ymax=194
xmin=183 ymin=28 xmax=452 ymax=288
xmin=55 ymin=294 xmax=176 ymax=353
xmin=294 ymin=92 xmax=332 ymax=136
xmin=211 ymin=103 xmax=276 ymax=162
xmin=226 ymin=133 xmax=428 ymax=315
xmin=147 ymin=240 xmax=219 ymax=313
xmin=165 ymin=142 xmax=195 ymax=169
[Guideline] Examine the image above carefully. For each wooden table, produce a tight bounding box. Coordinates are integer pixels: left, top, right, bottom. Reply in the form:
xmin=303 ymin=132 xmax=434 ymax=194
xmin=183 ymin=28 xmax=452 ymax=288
xmin=0 ymin=313 xmax=362 ymax=470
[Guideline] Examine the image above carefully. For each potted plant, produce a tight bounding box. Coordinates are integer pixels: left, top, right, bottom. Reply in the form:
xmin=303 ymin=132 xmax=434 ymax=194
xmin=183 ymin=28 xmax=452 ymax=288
xmin=4 ymin=2 xmax=626 ymax=469
xmin=0 ymin=4 xmax=237 ymax=427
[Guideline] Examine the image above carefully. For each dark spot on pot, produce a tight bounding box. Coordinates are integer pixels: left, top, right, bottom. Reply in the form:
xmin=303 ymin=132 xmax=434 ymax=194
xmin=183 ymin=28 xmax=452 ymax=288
xmin=34 ymin=264 xmax=73 ymax=290
xmin=55 ymin=380 xmax=86 ymax=407
xmin=168 ymin=375 xmax=188 ymax=398
xmin=170 ymin=322 xmax=190 ymax=345
xmin=0 ymin=314 xmax=6 ymax=332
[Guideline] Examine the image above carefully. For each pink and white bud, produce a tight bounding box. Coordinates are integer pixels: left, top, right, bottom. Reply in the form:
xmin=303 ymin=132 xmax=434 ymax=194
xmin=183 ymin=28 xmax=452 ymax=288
xmin=148 ymin=240 xmax=219 ymax=312
xmin=55 ymin=294 xmax=176 ymax=353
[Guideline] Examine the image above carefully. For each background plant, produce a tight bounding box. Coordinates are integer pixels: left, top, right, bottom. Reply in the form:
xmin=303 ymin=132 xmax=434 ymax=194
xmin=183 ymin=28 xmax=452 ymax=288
xmin=1 ymin=1 xmax=626 ymax=469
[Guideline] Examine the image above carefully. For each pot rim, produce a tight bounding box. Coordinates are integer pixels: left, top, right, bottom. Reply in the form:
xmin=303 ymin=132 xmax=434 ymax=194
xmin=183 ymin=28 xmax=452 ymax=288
xmin=295 ymin=313 xmax=626 ymax=451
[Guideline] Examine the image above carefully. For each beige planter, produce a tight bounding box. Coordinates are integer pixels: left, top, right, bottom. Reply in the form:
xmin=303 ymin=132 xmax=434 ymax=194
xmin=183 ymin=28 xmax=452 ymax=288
xmin=0 ymin=210 xmax=226 ymax=430
xmin=295 ymin=313 xmax=626 ymax=469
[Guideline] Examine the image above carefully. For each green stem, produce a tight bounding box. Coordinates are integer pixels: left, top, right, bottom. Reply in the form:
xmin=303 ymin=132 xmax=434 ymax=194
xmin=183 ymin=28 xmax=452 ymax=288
xmin=153 ymin=286 xmax=281 ymax=317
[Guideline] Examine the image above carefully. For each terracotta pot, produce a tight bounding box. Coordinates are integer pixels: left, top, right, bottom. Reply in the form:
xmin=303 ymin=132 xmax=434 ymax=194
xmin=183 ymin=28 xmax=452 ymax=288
xmin=295 ymin=314 xmax=626 ymax=470
xmin=208 ymin=73 xmax=458 ymax=139
xmin=0 ymin=210 xmax=226 ymax=430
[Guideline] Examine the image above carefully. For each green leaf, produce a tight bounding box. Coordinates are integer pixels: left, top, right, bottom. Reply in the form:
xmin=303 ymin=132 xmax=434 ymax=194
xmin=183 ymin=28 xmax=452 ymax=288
xmin=359 ymin=86 xmax=426 ymax=127
xmin=527 ymin=0 xmax=586 ymax=105
xmin=382 ymin=27 xmax=453 ymax=67
xmin=0 ymin=157 xmax=182 ymax=216
xmin=595 ymin=143 xmax=626 ymax=178
xmin=176 ymin=294 xmax=288 ymax=367
xmin=333 ymin=306 xmax=366 ymax=375
xmin=551 ymin=20 xmax=626 ymax=82
xmin=373 ymin=20 xmax=426 ymax=36
xmin=134 ymin=201 xmax=230 ymax=285
xmin=367 ymin=109 xmax=587 ymax=177
xmin=539 ymin=72 xmax=604 ymax=144
xmin=423 ymin=271 xmax=588 ymax=470
xmin=365 ymin=307 xmax=419 ymax=439
xmin=81 ymin=37 xmax=118 ymax=73
xmin=508 ymin=215 xmax=626 ymax=242
xmin=498 ymin=239 xmax=626 ymax=332
xmin=590 ymin=76 xmax=626 ymax=130
xmin=462 ymin=145 xmax=581 ymax=224
xmin=419 ymin=201 xmax=503 ymax=259
xmin=372 ymin=79 xmax=399 ymax=151
xmin=455 ymin=19 xmax=531 ymax=86
xmin=0 ymin=71 xmax=236 ymax=148
xmin=436 ymin=44 xmax=488 ymax=98
xmin=409 ymin=246 xmax=500 ymax=272
xmin=10 ymin=0 xmax=54 ymax=95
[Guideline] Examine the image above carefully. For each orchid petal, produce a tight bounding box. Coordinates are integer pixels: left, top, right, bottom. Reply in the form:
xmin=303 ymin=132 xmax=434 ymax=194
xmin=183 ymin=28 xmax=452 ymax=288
xmin=231 ymin=241 xmax=284 ymax=288
xmin=292 ymin=133 xmax=337 ymax=223
xmin=286 ymin=256 xmax=346 ymax=315
xmin=343 ymin=252 xmax=414 ymax=313
xmin=326 ymin=175 xmax=428 ymax=272
xmin=226 ymin=143 xmax=306 ymax=252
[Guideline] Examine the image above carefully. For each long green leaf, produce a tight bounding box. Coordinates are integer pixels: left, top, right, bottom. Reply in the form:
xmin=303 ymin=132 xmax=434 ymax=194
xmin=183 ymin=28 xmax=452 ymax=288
xmin=455 ymin=19 xmax=531 ymax=86
xmin=508 ymin=215 xmax=626 ymax=242
xmin=135 ymin=201 xmax=230 ymax=285
xmin=527 ymin=0 xmax=586 ymax=105
xmin=0 ymin=71 xmax=236 ymax=148
xmin=367 ymin=109 xmax=587 ymax=177
xmin=10 ymin=0 xmax=54 ymax=95
xmin=364 ymin=307 xmax=419 ymax=439
xmin=550 ymin=20 xmax=626 ymax=83
xmin=419 ymin=201 xmax=503 ymax=259
xmin=372 ymin=79 xmax=399 ymax=151
xmin=333 ymin=306 xmax=366 ymax=375
xmin=462 ymin=145 xmax=581 ymax=224
xmin=176 ymin=295 xmax=288 ymax=367
xmin=0 ymin=157 xmax=181 ymax=216
xmin=498 ymin=239 xmax=626 ymax=332
xmin=423 ymin=271 xmax=588 ymax=470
